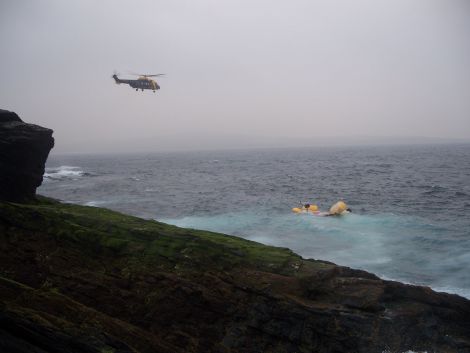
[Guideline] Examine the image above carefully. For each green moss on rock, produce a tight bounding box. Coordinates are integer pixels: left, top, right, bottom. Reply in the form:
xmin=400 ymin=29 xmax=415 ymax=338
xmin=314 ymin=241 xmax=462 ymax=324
xmin=1 ymin=196 xmax=470 ymax=353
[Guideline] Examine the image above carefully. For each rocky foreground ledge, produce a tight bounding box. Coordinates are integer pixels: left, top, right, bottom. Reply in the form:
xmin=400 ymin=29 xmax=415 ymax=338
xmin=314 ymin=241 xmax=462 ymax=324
xmin=1 ymin=198 xmax=470 ymax=353
xmin=1 ymin=110 xmax=470 ymax=353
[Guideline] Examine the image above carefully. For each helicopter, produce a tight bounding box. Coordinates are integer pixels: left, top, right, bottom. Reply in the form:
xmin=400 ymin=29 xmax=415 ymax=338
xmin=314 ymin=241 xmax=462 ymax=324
xmin=112 ymin=72 xmax=164 ymax=92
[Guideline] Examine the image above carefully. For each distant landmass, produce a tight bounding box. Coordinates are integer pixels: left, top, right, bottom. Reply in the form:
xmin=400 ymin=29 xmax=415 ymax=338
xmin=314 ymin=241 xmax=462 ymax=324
xmin=53 ymin=132 xmax=470 ymax=154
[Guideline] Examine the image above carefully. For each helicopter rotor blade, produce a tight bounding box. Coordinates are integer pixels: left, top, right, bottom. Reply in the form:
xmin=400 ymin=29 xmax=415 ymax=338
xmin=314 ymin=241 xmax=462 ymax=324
xmin=127 ymin=72 xmax=165 ymax=77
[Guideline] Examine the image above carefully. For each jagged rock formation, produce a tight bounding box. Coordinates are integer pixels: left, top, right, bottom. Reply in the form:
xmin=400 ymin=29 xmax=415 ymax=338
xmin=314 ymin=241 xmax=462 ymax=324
xmin=0 ymin=109 xmax=54 ymax=202
xmin=1 ymin=199 xmax=470 ymax=353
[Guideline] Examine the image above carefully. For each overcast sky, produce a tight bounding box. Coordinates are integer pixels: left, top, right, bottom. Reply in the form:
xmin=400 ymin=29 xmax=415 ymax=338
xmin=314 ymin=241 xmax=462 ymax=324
xmin=1 ymin=0 xmax=469 ymax=153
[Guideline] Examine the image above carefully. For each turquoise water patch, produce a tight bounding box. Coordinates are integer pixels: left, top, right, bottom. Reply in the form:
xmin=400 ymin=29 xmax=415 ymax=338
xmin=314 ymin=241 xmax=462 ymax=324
xmin=160 ymin=210 xmax=470 ymax=298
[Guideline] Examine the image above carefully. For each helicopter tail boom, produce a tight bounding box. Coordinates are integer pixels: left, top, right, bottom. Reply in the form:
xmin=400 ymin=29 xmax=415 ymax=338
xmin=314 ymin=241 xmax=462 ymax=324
xmin=112 ymin=74 xmax=123 ymax=84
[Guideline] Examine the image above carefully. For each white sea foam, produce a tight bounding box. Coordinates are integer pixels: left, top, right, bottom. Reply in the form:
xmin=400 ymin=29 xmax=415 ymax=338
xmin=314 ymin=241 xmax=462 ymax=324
xmin=44 ymin=166 xmax=86 ymax=180
xmin=84 ymin=200 xmax=108 ymax=207
xmin=429 ymin=286 xmax=470 ymax=299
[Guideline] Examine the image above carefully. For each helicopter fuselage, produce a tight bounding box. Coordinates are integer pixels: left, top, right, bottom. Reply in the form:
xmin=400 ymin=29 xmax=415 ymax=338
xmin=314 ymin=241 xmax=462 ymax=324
xmin=113 ymin=74 xmax=160 ymax=92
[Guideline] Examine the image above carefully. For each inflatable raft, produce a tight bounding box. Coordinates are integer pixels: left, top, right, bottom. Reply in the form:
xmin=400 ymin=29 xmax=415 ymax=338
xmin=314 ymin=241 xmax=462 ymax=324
xmin=292 ymin=204 xmax=319 ymax=213
xmin=293 ymin=201 xmax=350 ymax=216
xmin=329 ymin=201 xmax=348 ymax=215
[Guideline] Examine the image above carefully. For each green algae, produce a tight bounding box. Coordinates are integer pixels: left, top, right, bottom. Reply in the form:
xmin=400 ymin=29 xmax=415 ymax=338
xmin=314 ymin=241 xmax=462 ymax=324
xmin=0 ymin=196 xmax=305 ymax=275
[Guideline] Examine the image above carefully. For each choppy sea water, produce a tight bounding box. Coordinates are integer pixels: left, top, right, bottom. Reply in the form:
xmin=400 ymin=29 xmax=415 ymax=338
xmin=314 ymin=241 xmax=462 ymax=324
xmin=39 ymin=144 xmax=470 ymax=298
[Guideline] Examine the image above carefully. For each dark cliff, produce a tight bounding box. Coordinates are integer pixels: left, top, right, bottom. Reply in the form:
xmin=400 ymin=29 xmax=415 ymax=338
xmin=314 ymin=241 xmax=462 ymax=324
xmin=1 ymin=110 xmax=470 ymax=353
xmin=0 ymin=109 xmax=54 ymax=202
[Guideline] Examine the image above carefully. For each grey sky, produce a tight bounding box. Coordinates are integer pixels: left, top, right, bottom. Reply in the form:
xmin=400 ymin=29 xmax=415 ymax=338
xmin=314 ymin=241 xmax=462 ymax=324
xmin=1 ymin=0 xmax=469 ymax=153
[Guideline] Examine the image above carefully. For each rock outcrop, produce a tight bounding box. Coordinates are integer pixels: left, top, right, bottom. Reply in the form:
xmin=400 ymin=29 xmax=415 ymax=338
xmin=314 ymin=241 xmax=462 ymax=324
xmin=1 ymin=199 xmax=470 ymax=353
xmin=0 ymin=109 xmax=54 ymax=202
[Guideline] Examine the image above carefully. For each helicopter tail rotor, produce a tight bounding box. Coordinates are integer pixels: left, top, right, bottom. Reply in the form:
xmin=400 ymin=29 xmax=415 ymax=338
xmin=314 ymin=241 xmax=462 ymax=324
xmin=112 ymin=71 xmax=121 ymax=84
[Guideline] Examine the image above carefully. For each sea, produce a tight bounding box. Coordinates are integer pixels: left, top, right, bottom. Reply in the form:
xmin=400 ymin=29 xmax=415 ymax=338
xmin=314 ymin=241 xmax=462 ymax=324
xmin=39 ymin=144 xmax=470 ymax=299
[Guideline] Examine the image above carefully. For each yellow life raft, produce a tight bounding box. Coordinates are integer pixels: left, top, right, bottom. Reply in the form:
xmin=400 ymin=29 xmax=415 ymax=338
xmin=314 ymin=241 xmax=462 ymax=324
xmin=329 ymin=201 xmax=347 ymax=215
xmin=292 ymin=204 xmax=319 ymax=213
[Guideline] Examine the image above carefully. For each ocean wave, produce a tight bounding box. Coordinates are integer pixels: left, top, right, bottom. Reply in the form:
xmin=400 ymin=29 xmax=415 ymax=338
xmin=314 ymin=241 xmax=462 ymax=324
xmin=44 ymin=166 xmax=87 ymax=180
xmin=421 ymin=185 xmax=448 ymax=196
xmin=84 ymin=200 xmax=108 ymax=207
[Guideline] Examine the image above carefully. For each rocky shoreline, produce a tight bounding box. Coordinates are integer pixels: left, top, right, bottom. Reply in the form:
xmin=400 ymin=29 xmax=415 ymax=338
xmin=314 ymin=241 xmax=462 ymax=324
xmin=1 ymin=110 xmax=470 ymax=352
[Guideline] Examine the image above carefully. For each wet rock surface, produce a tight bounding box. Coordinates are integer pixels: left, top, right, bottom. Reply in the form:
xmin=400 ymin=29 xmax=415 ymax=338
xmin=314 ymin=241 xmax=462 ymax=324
xmin=0 ymin=109 xmax=54 ymax=202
